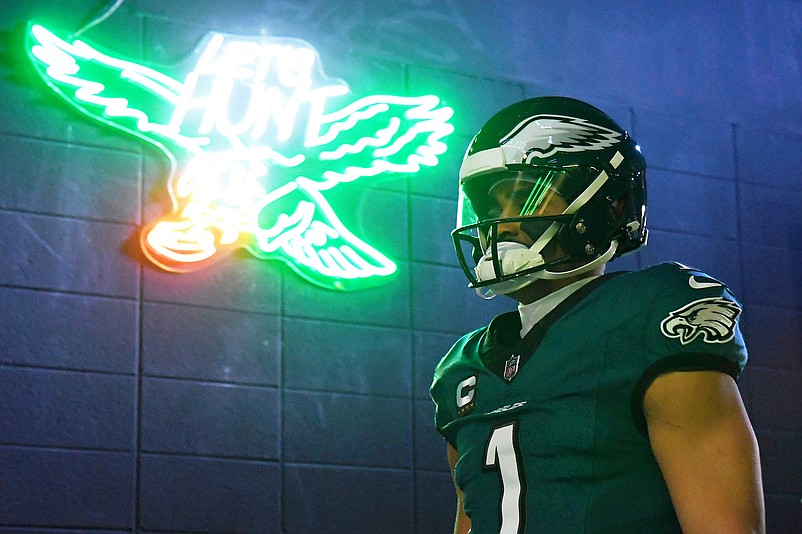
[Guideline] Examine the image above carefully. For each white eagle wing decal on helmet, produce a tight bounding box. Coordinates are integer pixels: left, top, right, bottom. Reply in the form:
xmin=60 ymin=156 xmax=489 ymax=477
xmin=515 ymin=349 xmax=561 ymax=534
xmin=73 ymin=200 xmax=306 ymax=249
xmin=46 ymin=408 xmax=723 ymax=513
xmin=501 ymin=115 xmax=622 ymax=161
xmin=660 ymin=297 xmax=742 ymax=345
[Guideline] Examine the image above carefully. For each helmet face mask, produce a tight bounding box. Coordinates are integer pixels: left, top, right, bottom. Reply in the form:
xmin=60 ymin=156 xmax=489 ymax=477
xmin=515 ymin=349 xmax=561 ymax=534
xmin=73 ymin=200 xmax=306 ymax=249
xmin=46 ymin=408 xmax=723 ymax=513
xmin=451 ymin=97 xmax=648 ymax=296
xmin=453 ymin=213 xmax=575 ymax=288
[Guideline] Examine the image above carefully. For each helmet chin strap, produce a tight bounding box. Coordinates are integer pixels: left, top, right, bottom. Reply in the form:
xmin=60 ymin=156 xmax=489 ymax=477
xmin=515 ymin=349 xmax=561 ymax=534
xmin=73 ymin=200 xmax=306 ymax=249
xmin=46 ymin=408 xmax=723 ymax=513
xmin=537 ymin=240 xmax=618 ymax=280
xmin=474 ymin=247 xmax=545 ymax=299
xmin=474 ymin=225 xmax=556 ymax=299
xmin=475 ymin=240 xmax=619 ymax=299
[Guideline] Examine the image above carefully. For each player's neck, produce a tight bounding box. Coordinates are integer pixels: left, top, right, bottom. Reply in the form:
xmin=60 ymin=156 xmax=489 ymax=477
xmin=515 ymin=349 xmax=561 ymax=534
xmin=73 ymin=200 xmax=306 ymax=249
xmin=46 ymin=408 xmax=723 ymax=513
xmin=508 ymin=266 xmax=605 ymax=305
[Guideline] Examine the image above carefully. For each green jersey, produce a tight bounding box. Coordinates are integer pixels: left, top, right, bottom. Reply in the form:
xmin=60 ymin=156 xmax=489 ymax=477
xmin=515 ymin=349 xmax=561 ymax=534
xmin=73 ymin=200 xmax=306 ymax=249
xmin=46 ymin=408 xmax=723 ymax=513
xmin=430 ymin=263 xmax=747 ymax=533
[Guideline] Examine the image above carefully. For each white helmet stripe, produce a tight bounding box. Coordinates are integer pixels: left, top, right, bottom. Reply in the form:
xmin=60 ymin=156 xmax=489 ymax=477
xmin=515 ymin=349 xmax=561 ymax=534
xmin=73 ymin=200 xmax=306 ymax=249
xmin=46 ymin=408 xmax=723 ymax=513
xmin=562 ymin=151 xmax=623 ymax=214
xmin=563 ymin=169 xmax=608 ymax=215
xmin=459 ymin=147 xmax=511 ymax=180
xmin=529 ymin=221 xmax=561 ymax=255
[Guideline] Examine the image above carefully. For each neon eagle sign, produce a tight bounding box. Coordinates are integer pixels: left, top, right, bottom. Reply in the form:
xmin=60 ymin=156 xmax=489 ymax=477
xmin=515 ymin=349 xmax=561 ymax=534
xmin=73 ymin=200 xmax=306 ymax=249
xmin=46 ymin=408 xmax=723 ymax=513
xmin=26 ymin=23 xmax=454 ymax=290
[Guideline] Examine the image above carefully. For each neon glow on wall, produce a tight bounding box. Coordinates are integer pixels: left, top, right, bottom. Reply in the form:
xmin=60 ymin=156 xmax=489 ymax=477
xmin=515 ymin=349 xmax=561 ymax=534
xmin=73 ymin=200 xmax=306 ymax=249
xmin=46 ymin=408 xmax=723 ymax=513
xmin=26 ymin=23 xmax=454 ymax=290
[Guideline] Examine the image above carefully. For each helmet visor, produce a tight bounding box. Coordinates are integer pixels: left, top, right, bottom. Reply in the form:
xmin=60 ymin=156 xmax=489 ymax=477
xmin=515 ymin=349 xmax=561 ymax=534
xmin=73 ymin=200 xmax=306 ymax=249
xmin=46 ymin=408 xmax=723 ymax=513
xmin=457 ymin=166 xmax=597 ymax=251
xmin=457 ymin=166 xmax=592 ymax=227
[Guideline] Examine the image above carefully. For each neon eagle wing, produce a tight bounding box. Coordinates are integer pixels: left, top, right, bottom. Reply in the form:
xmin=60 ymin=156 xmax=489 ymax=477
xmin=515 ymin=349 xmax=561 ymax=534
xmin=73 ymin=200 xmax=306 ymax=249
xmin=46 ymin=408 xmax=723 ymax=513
xmin=25 ymin=23 xmax=194 ymax=155
xmin=246 ymin=95 xmax=454 ymax=289
xmin=303 ymin=94 xmax=454 ymax=189
xmin=250 ymin=177 xmax=397 ymax=291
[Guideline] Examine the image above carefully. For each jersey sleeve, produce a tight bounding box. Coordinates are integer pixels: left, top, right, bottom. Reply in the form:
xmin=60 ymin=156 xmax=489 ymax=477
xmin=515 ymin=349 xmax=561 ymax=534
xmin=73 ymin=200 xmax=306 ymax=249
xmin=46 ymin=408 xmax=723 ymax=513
xmin=631 ymin=263 xmax=748 ymax=435
xmin=430 ymin=339 xmax=464 ymax=447
xmin=429 ymin=330 xmax=483 ymax=448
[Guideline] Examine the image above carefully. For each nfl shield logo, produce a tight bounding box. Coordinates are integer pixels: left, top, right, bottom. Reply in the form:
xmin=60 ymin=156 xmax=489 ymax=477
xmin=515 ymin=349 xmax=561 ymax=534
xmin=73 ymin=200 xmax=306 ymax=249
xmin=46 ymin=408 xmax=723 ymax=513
xmin=504 ymin=354 xmax=520 ymax=381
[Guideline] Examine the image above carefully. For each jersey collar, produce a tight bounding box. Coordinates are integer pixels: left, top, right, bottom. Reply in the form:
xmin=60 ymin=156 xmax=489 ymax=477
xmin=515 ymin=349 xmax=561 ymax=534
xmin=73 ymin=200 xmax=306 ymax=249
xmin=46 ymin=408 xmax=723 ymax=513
xmin=518 ymin=275 xmax=601 ymax=338
xmin=480 ymin=271 xmax=626 ymax=383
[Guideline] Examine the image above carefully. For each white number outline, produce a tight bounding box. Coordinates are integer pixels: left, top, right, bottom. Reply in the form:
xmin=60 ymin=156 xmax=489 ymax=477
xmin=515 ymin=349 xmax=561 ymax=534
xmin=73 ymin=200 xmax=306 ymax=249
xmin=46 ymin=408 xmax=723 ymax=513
xmin=483 ymin=421 xmax=526 ymax=534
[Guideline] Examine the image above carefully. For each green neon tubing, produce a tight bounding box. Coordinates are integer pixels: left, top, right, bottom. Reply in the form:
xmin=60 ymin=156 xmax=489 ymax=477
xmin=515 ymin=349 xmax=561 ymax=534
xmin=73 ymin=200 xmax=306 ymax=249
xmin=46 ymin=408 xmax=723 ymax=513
xmin=26 ymin=22 xmax=454 ymax=290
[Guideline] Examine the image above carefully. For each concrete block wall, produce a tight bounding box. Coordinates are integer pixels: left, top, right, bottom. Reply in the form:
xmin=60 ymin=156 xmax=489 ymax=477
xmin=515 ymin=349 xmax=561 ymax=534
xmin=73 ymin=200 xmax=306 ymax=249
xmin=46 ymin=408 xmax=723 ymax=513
xmin=1 ymin=1 xmax=800 ymax=532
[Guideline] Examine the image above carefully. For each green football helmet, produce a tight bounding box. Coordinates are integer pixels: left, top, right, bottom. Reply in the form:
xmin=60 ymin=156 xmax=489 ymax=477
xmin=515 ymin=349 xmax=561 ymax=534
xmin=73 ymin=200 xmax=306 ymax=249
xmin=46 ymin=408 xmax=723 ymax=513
xmin=452 ymin=96 xmax=648 ymax=298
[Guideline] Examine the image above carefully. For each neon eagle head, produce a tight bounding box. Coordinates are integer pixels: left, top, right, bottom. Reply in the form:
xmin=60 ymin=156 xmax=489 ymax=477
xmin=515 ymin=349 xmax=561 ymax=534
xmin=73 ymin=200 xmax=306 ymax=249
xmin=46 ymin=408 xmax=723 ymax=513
xmin=25 ymin=23 xmax=454 ymax=290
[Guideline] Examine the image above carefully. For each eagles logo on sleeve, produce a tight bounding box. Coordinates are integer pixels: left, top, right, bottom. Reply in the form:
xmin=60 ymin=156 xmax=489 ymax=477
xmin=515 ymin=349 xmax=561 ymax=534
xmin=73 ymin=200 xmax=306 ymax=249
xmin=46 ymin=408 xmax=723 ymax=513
xmin=660 ymin=297 xmax=741 ymax=345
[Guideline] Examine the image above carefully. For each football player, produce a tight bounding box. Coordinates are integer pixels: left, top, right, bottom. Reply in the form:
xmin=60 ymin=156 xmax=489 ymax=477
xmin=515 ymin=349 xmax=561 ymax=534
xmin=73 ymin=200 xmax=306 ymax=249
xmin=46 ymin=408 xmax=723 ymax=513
xmin=430 ymin=97 xmax=765 ymax=533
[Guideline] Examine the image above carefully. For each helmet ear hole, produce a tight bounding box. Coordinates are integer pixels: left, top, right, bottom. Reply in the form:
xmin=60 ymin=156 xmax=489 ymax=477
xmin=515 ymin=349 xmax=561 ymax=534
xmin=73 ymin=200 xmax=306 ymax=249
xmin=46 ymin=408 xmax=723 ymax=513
xmin=607 ymin=193 xmax=629 ymax=225
xmin=562 ymin=196 xmax=624 ymax=259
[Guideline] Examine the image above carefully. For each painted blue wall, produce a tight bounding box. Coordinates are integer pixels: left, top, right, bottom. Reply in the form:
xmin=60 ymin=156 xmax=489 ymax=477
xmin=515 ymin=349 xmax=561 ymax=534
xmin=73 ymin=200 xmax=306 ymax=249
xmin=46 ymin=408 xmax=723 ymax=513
xmin=1 ymin=1 xmax=800 ymax=532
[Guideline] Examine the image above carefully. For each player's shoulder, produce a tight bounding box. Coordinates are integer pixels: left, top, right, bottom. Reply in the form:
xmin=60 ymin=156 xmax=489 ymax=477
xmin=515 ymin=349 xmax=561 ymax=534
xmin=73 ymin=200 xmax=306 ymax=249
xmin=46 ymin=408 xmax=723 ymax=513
xmin=649 ymin=261 xmax=719 ymax=279
xmin=629 ymin=260 xmax=719 ymax=283
xmin=429 ymin=325 xmax=485 ymax=429
xmin=599 ymin=262 xmax=743 ymax=338
xmin=432 ymin=326 xmax=483 ymax=381
xmin=433 ymin=311 xmax=519 ymax=378
xmin=636 ymin=262 xmax=744 ymax=349
xmin=622 ymin=261 xmax=735 ymax=299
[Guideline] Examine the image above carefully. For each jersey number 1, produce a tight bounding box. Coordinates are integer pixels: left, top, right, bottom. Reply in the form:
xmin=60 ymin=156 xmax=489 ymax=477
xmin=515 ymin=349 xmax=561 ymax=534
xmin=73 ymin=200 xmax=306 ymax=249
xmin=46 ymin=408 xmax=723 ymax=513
xmin=484 ymin=421 xmax=525 ymax=534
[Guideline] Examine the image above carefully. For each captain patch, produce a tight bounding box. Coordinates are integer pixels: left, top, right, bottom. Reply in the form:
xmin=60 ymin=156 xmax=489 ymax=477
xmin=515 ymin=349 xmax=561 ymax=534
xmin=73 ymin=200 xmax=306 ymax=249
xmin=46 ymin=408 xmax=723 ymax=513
xmin=660 ymin=297 xmax=741 ymax=345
